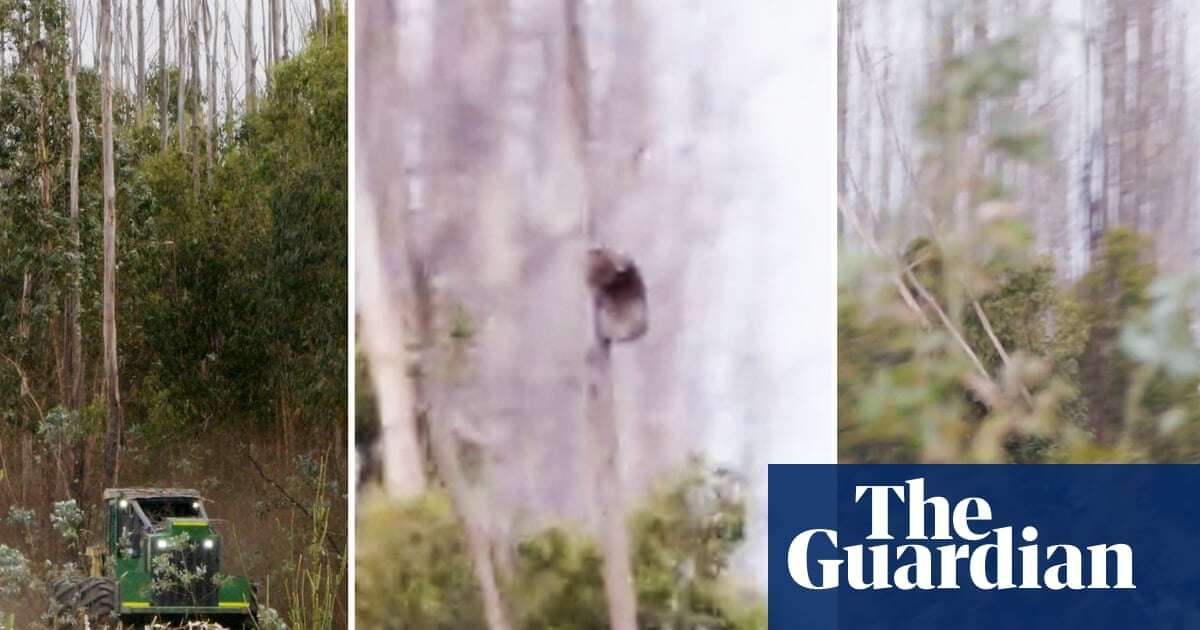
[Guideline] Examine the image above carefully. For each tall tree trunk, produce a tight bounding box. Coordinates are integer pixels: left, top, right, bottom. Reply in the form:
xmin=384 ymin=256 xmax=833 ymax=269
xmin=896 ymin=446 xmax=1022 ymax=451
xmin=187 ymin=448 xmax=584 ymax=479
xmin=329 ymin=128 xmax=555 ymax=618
xmin=100 ymin=0 xmax=125 ymax=490
xmin=837 ymin=0 xmax=849 ymax=237
xmin=224 ymin=4 xmax=233 ymax=128
xmin=204 ymin=0 xmax=215 ymax=180
xmin=136 ymin=0 xmax=144 ymax=103
xmin=313 ymin=0 xmax=324 ymax=32
xmin=262 ymin=0 xmax=271 ymax=78
xmin=245 ymin=0 xmax=255 ymax=112
xmin=66 ymin=0 xmax=87 ymax=504
xmin=177 ymin=0 xmax=186 ymax=148
xmin=159 ymin=0 xmax=167 ymax=150
xmin=189 ymin=0 xmax=201 ymax=197
xmin=565 ymin=2 xmax=640 ymax=628
xmin=281 ymin=0 xmax=289 ymax=60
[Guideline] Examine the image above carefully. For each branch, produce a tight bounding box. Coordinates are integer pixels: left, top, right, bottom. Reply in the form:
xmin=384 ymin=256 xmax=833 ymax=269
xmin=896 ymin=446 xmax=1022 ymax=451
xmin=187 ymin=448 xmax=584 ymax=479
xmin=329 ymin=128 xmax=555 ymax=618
xmin=244 ymin=448 xmax=342 ymax=556
xmin=0 ymin=353 xmax=45 ymax=426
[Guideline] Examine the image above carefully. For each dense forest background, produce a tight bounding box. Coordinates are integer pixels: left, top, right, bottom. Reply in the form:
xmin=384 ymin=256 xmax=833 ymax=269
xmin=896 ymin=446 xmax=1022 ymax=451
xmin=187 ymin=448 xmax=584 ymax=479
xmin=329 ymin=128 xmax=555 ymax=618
xmin=839 ymin=0 xmax=1200 ymax=463
xmin=0 ymin=0 xmax=346 ymax=626
xmin=355 ymin=1 xmax=833 ymax=628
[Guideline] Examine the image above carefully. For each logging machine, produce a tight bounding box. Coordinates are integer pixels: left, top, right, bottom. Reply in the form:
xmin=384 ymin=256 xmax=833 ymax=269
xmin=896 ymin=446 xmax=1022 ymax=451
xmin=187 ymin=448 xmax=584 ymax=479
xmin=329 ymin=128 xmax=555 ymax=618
xmin=47 ymin=488 xmax=258 ymax=628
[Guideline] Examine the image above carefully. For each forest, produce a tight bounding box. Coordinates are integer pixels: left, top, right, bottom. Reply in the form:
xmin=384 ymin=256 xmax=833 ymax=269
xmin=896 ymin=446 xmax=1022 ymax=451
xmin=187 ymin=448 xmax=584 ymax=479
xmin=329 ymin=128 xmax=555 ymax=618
xmin=353 ymin=1 xmax=835 ymax=628
xmin=0 ymin=0 xmax=346 ymax=626
xmin=839 ymin=0 xmax=1200 ymax=463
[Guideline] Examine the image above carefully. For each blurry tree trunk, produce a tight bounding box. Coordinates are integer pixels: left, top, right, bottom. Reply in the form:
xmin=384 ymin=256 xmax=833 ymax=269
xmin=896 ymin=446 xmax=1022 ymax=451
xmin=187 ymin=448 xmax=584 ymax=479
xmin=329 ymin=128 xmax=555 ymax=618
xmin=565 ymin=2 xmax=640 ymax=628
xmin=313 ymin=0 xmax=324 ymax=30
xmin=245 ymin=0 xmax=255 ymax=112
xmin=189 ymin=0 xmax=201 ymax=196
xmin=177 ymin=0 xmax=186 ymax=147
xmin=204 ymin=0 xmax=215 ymax=180
xmin=224 ymin=6 xmax=233 ymax=128
xmin=281 ymin=0 xmax=289 ymax=59
xmin=1113 ymin=1 xmax=1130 ymax=227
xmin=356 ymin=201 xmax=427 ymax=500
xmin=837 ymin=0 xmax=848 ymax=237
xmin=158 ymin=0 xmax=167 ymax=150
xmin=136 ymin=0 xmax=144 ymax=103
xmin=66 ymin=0 xmax=87 ymax=503
xmin=261 ymin=1 xmax=270 ymax=77
xmin=270 ymin=0 xmax=280 ymax=70
xmin=1133 ymin=0 xmax=1154 ymax=232
xmin=100 ymin=0 xmax=125 ymax=490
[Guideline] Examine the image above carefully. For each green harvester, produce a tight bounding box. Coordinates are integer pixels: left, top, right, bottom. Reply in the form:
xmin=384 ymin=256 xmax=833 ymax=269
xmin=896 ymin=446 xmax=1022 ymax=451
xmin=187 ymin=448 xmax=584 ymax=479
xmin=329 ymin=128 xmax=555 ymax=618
xmin=47 ymin=488 xmax=258 ymax=628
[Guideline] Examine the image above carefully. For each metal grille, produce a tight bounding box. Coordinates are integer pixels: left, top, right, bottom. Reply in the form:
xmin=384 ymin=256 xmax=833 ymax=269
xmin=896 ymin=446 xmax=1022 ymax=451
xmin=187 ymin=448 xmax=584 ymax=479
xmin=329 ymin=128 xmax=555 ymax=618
xmin=150 ymin=539 xmax=221 ymax=607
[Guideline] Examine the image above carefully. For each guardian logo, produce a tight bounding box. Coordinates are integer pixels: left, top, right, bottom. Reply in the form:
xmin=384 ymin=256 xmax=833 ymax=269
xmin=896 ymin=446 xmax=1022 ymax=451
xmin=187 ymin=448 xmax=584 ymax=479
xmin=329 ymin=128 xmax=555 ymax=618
xmin=767 ymin=465 xmax=1194 ymax=629
xmin=786 ymin=478 xmax=1135 ymax=591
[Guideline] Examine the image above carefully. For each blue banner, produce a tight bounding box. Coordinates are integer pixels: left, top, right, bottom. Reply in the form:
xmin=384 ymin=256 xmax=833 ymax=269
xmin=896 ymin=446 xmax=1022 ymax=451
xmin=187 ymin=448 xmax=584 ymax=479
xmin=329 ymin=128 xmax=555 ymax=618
xmin=768 ymin=465 xmax=1200 ymax=629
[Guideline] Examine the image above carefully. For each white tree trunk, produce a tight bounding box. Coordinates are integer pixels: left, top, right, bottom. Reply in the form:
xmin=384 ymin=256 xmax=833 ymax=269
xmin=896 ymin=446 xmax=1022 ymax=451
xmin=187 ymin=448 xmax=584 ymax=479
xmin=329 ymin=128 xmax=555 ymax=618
xmin=204 ymin=0 xmax=215 ymax=179
xmin=100 ymin=0 xmax=125 ymax=489
xmin=177 ymin=0 xmax=186 ymax=147
xmin=66 ymin=0 xmax=86 ymax=502
xmin=158 ymin=0 xmax=167 ymax=150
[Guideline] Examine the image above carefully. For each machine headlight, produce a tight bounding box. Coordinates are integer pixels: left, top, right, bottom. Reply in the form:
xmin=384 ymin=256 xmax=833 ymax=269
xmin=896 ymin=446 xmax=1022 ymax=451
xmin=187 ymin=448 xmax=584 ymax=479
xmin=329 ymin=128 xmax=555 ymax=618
xmin=118 ymin=499 xmax=128 ymax=509
xmin=202 ymin=538 xmax=215 ymax=550
xmin=192 ymin=501 xmax=201 ymax=510
xmin=156 ymin=539 xmax=171 ymax=550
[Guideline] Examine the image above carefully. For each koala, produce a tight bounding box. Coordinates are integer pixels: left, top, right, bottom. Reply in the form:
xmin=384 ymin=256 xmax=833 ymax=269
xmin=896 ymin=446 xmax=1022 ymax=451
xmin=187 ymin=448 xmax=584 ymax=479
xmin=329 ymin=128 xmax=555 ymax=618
xmin=586 ymin=246 xmax=649 ymax=344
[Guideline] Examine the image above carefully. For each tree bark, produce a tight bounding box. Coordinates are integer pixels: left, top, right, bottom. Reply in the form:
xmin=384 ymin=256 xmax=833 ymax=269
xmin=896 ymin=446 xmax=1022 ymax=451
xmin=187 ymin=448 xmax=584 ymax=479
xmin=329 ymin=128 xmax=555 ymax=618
xmin=159 ymin=0 xmax=168 ymax=150
xmin=136 ymin=0 xmax=144 ymax=103
xmin=313 ymin=0 xmax=324 ymax=31
xmin=565 ymin=2 xmax=640 ymax=628
xmin=177 ymin=0 xmax=187 ymax=148
xmin=245 ymin=0 xmax=256 ymax=112
xmin=204 ymin=0 xmax=215 ymax=180
xmin=281 ymin=0 xmax=289 ymax=60
xmin=189 ymin=0 xmax=201 ymax=196
xmin=66 ymin=0 xmax=87 ymax=504
xmin=224 ymin=5 xmax=233 ymax=128
xmin=100 ymin=0 xmax=125 ymax=490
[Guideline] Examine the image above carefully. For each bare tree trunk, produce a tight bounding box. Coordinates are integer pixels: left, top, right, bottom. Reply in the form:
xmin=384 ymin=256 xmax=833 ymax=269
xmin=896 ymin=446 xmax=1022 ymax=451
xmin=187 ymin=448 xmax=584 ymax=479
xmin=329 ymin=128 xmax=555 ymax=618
xmin=159 ymin=0 xmax=167 ymax=150
xmin=837 ymin=0 xmax=849 ymax=237
xmin=565 ymin=2 xmax=641 ymax=628
xmin=177 ymin=0 xmax=186 ymax=148
xmin=136 ymin=0 xmax=144 ymax=103
xmin=224 ymin=5 xmax=233 ymax=128
xmin=204 ymin=0 xmax=215 ymax=180
xmin=66 ymin=0 xmax=87 ymax=504
xmin=100 ymin=0 xmax=125 ymax=490
xmin=313 ymin=0 xmax=324 ymax=31
xmin=1113 ymin=1 xmax=1130 ymax=227
xmin=114 ymin=0 xmax=123 ymax=92
xmin=245 ymin=0 xmax=256 ymax=112
xmin=281 ymin=0 xmax=289 ymax=60
xmin=357 ymin=202 xmax=428 ymax=500
xmin=264 ymin=0 xmax=274 ymax=76
xmin=189 ymin=0 xmax=201 ymax=196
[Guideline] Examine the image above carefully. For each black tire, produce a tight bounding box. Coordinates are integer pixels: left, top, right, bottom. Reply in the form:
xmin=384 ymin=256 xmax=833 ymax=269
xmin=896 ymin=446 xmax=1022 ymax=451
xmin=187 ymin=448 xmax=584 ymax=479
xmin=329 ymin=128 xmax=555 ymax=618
xmin=45 ymin=577 xmax=117 ymax=629
xmin=76 ymin=577 xmax=117 ymax=619
xmin=45 ymin=577 xmax=79 ymax=628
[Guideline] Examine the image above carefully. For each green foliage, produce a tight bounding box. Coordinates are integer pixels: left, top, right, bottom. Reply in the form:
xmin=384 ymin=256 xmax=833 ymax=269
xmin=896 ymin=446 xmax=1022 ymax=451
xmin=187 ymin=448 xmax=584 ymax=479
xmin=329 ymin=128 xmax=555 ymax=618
xmin=355 ymin=463 xmax=766 ymax=629
xmin=840 ymin=20 xmax=1200 ymax=465
xmin=356 ymin=491 xmax=485 ymax=630
xmin=48 ymin=500 xmax=83 ymax=543
xmin=0 ymin=546 xmax=31 ymax=598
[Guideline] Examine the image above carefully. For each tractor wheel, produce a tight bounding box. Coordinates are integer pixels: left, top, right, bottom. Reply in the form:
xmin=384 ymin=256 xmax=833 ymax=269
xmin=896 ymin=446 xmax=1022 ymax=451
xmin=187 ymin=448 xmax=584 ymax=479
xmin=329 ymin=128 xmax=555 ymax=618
xmin=45 ymin=576 xmax=118 ymax=629
xmin=76 ymin=577 xmax=117 ymax=621
xmin=45 ymin=577 xmax=79 ymax=628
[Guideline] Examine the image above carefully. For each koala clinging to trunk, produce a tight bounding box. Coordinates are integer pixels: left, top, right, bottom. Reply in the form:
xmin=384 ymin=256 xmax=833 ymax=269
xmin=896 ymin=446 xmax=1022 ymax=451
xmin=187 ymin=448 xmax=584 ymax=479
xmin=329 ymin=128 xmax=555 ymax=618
xmin=587 ymin=246 xmax=649 ymax=344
